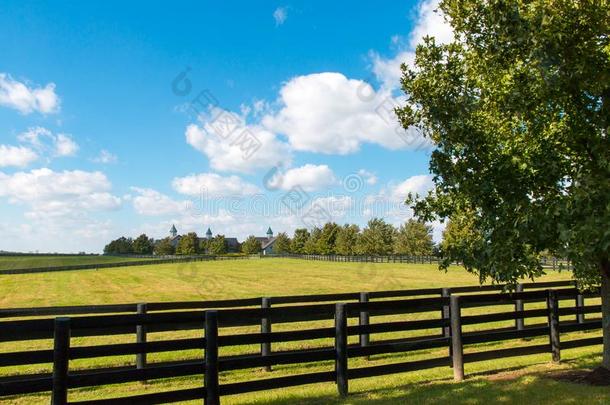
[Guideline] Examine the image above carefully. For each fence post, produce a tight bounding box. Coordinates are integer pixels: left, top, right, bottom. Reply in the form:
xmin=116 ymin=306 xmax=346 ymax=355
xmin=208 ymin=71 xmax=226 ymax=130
xmin=547 ymin=290 xmax=561 ymax=362
xmin=261 ymin=297 xmax=272 ymax=371
xmin=450 ymin=295 xmax=464 ymax=381
xmin=52 ymin=317 xmax=71 ymax=405
xmin=205 ymin=311 xmax=220 ymax=405
xmin=441 ymin=288 xmax=451 ymax=338
xmin=515 ymin=284 xmax=524 ymax=331
xmin=358 ymin=293 xmax=370 ymax=357
xmin=136 ymin=303 xmax=147 ymax=375
xmin=576 ymin=293 xmax=585 ymax=324
xmin=335 ymin=303 xmax=348 ymax=397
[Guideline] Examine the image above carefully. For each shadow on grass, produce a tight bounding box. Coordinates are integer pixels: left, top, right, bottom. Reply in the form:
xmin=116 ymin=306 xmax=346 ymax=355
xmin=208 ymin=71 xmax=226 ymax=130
xmin=245 ymin=354 xmax=608 ymax=405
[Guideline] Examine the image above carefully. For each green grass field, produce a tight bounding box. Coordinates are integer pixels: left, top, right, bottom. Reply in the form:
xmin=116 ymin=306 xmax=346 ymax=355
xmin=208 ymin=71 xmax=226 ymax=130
xmin=0 ymin=255 xmax=149 ymax=271
xmin=0 ymin=259 xmax=605 ymax=404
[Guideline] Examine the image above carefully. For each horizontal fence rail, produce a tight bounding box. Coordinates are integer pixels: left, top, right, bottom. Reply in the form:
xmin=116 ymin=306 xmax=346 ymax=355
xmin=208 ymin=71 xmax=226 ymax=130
xmin=0 ymin=281 xmax=601 ymax=404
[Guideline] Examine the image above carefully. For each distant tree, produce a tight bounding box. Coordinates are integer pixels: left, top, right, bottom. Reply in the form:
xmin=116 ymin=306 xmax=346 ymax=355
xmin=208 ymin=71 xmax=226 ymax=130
xmin=154 ymin=237 xmax=175 ymax=255
xmin=439 ymin=212 xmax=482 ymax=268
xmin=316 ymin=222 xmax=340 ymax=255
xmin=132 ymin=234 xmax=154 ymax=255
xmin=241 ymin=235 xmax=262 ymax=254
xmin=290 ymin=228 xmax=310 ymax=254
xmin=199 ymin=238 xmax=211 ymax=254
xmin=304 ymin=227 xmax=322 ymax=254
xmin=394 ymin=220 xmax=434 ymax=256
xmin=273 ymin=232 xmax=291 ymax=254
xmin=209 ymin=235 xmax=227 ymax=255
xmin=103 ymin=237 xmax=134 ymax=255
xmin=357 ymin=218 xmax=396 ymax=255
xmin=176 ymin=232 xmax=199 ymax=255
xmin=335 ymin=224 xmax=360 ymax=256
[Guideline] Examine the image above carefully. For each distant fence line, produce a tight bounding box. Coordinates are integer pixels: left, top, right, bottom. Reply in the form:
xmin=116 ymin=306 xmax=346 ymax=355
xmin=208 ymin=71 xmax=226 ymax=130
xmin=0 ymin=280 xmax=600 ymax=404
xmin=0 ymin=253 xmax=571 ymax=275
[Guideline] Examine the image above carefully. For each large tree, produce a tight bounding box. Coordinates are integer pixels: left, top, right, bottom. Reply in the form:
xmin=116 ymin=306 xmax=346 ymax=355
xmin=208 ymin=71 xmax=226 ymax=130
xmin=154 ymin=237 xmax=175 ymax=256
xmin=273 ymin=232 xmax=292 ymax=254
xmin=398 ymin=1 xmax=610 ymax=371
xmin=317 ymin=222 xmax=340 ymax=255
xmin=291 ymin=228 xmax=311 ymax=254
xmin=176 ymin=232 xmax=199 ymax=255
xmin=357 ymin=218 xmax=396 ymax=255
xmin=394 ymin=219 xmax=434 ymax=256
xmin=335 ymin=224 xmax=360 ymax=256
xmin=132 ymin=234 xmax=154 ymax=255
xmin=241 ymin=235 xmax=262 ymax=254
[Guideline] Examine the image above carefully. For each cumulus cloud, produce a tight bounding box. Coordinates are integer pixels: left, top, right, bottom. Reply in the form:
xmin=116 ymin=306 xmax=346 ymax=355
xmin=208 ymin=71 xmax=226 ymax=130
xmin=390 ymin=174 xmax=434 ymax=201
xmin=263 ymin=72 xmax=425 ymax=154
xmin=0 ymin=168 xmax=121 ymax=219
xmin=0 ymin=73 xmax=60 ymax=114
xmin=370 ymin=0 xmax=453 ymax=89
xmin=0 ymin=145 xmax=38 ymax=167
xmin=17 ymin=127 xmax=79 ymax=158
xmin=311 ymin=195 xmax=354 ymax=219
xmin=131 ymin=187 xmax=188 ymax=216
xmin=186 ymin=108 xmax=292 ymax=173
xmin=358 ymin=169 xmax=378 ymax=185
xmin=266 ymin=164 xmax=337 ymax=192
xmin=172 ymin=172 xmax=261 ymax=197
xmin=273 ymin=7 xmax=287 ymax=26
xmin=92 ymin=149 xmax=118 ymax=164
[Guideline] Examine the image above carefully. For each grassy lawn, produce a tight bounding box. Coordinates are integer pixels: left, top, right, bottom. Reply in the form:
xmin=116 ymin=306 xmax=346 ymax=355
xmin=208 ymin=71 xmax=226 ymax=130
xmin=0 ymin=259 xmax=603 ymax=404
xmin=0 ymin=255 xmax=149 ymax=271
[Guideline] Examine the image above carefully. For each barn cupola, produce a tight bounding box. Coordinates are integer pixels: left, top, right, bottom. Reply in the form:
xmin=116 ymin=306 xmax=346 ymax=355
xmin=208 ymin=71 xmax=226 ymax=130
xmin=266 ymin=227 xmax=273 ymax=239
xmin=206 ymin=227 xmax=213 ymax=240
xmin=170 ymin=224 xmax=178 ymax=238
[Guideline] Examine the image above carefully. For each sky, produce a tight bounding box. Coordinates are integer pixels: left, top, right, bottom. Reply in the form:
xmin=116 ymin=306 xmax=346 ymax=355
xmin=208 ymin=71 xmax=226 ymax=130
xmin=0 ymin=0 xmax=453 ymax=253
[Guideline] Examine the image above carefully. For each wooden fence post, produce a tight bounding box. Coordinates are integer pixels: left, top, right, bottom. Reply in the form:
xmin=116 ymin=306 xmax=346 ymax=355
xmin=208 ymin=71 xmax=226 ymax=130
xmin=515 ymin=284 xmax=524 ymax=331
xmin=359 ymin=293 xmax=370 ymax=356
xmin=205 ymin=310 xmax=220 ymax=405
xmin=441 ymin=288 xmax=451 ymax=338
xmin=547 ymin=290 xmax=561 ymax=362
xmin=52 ymin=317 xmax=71 ymax=405
xmin=335 ymin=303 xmax=348 ymax=397
xmin=136 ymin=303 xmax=147 ymax=375
xmin=576 ymin=293 xmax=585 ymax=324
xmin=261 ymin=297 xmax=272 ymax=371
xmin=450 ymin=296 xmax=464 ymax=381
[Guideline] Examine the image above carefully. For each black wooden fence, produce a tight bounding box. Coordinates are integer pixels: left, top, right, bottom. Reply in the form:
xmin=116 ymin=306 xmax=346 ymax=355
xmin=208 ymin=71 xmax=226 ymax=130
xmin=0 ymin=281 xmax=601 ymax=404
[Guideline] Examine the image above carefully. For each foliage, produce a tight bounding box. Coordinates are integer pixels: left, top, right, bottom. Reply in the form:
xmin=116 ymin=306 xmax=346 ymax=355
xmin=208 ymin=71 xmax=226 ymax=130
xmin=335 ymin=224 xmax=360 ymax=256
xmin=241 ymin=235 xmax=262 ymax=254
xmin=154 ymin=237 xmax=175 ymax=256
xmin=132 ymin=234 xmax=153 ymax=255
xmin=273 ymin=232 xmax=291 ymax=254
xmin=394 ymin=220 xmax=434 ymax=256
xmin=209 ymin=235 xmax=228 ymax=255
xmin=176 ymin=232 xmax=199 ymax=255
xmin=199 ymin=238 xmax=211 ymax=254
xmin=304 ymin=227 xmax=322 ymax=254
xmin=397 ymin=0 xmax=610 ymax=367
xmin=357 ymin=218 xmax=396 ymax=255
xmin=317 ymin=222 xmax=340 ymax=255
xmin=103 ymin=237 xmax=133 ymax=255
xmin=290 ymin=228 xmax=310 ymax=254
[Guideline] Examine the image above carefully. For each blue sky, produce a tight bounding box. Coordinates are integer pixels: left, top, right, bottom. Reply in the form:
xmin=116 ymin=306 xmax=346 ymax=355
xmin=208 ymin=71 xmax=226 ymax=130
xmin=0 ymin=0 xmax=452 ymax=252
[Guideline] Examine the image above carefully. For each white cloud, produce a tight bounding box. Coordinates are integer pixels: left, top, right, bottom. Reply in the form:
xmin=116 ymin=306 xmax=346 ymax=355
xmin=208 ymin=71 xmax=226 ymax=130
xmin=266 ymin=164 xmax=337 ymax=192
xmin=172 ymin=172 xmax=261 ymax=197
xmin=263 ymin=72 xmax=425 ymax=154
xmin=54 ymin=134 xmax=79 ymax=156
xmin=0 ymin=145 xmax=38 ymax=167
xmin=390 ymin=174 xmax=434 ymax=201
xmin=17 ymin=127 xmax=79 ymax=158
xmin=0 ymin=168 xmax=121 ymax=219
xmin=370 ymin=0 xmax=453 ymax=89
xmin=131 ymin=187 xmax=188 ymax=216
xmin=273 ymin=7 xmax=287 ymax=26
xmin=358 ymin=169 xmax=378 ymax=185
xmin=186 ymin=108 xmax=292 ymax=173
xmin=0 ymin=73 xmax=60 ymax=114
xmin=311 ymin=195 xmax=353 ymax=219
xmin=92 ymin=149 xmax=118 ymax=164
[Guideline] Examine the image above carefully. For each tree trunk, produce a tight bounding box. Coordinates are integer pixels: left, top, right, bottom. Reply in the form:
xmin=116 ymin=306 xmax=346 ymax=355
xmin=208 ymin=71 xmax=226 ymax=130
xmin=602 ymin=259 xmax=610 ymax=370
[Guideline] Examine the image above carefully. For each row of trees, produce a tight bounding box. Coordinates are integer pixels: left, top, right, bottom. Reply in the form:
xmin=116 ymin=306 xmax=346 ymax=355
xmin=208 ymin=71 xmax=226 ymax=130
xmin=277 ymin=219 xmax=434 ymax=256
xmin=103 ymin=234 xmax=154 ymax=255
xmin=156 ymin=233 xmax=230 ymax=256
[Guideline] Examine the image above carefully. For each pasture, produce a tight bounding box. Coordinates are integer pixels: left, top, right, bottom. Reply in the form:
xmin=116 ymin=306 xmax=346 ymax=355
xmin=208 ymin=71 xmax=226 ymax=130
xmin=0 ymin=255 xmax=148 ymax=272
xmin=0 ymin=259 xmax=606 ymax=404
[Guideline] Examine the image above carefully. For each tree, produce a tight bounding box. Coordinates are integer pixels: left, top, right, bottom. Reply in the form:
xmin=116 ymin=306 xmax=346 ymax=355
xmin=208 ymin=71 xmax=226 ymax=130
xmin=291 ymin=228 xmax=310 ymax=254
xmin=317 ymin=222 xmax=340 ymax=255
xmin=273 ymin=232 xmax=291 ymax=254
xmin=304 ymin=227 xmax=322 ymax=254
xmin=154 ymin=237 xmax=175 ymax=256
xmin=335 ymin=224 xmax=360 ymax=256
xmin=103 ymin=237 xmax=133 ymax=255
xmin=199 ymin=238 xmax=211 ymax=254
xmin=132 ymin=234 xmax=153 ymax=255
xmin=394 ymin=220 xmax=434 ymax=256
xmin=241 ymin=235 xmax=262 ymax=254
xmin=208 ymin=235 xmax=227 ymax=255
xmin=176 ymin=232 xmax=199 ymax=255
xmin=397 ymin=0 xmax=610 ymax=371
xmin=357 ymin=218 xmax=396 ymax=255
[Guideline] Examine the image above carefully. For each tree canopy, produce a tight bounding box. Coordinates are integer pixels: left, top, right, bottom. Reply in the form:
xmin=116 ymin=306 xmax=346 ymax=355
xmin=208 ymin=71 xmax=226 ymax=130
xmin=397 ymin=0 xmax=610 ymax=370
xmin=241 ymin=235 xmax=262 ymax=254
xmin=394 ymin=220 xmax=434 ymax=256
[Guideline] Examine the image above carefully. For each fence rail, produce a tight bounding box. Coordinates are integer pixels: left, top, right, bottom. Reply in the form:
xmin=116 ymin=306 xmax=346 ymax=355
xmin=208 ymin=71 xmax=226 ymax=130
xmin=0 ymin=281 xmax=601 ymax=404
